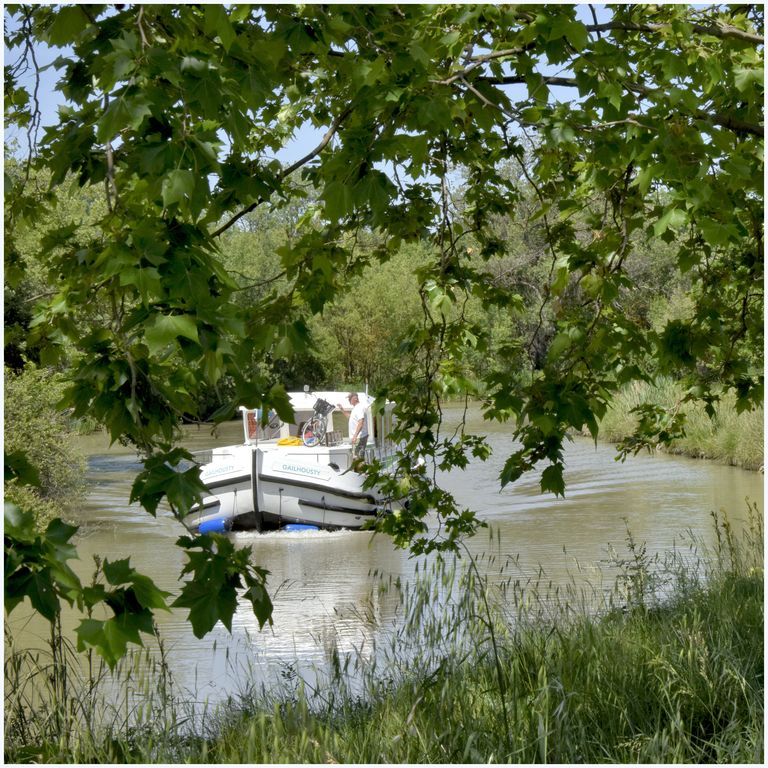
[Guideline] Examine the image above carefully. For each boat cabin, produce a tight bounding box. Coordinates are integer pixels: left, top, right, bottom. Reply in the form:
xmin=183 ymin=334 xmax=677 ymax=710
xmin=238 ymin=390 xmax=398 ymax=462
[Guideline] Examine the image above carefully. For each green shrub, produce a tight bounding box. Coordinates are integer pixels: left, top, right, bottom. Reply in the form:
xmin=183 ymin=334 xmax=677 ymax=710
xmin=4 ymin=365 xmax=87 ymax=528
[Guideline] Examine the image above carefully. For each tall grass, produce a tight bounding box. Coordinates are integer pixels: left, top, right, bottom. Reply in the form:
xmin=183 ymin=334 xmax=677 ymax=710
xmin=598 ymin=379 xmax=764 ymax=470
xmin=4 ymin=614 xmax=196 ymax=763
xmin=5 ymin=503 xmax=764 ymax=763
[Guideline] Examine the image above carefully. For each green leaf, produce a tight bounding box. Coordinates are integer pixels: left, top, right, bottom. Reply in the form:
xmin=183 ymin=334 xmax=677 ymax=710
xmin=173 ymin=578 xmax=237 ymax=637
xmin=653 ymin=206 xmax=688 ymax=237
xmin=322 ymin=180 xmax=354 ymax=221
xmin=76 ymin=614 xmax=151 ymax=669
xmin=408 ymin=41 xmax=431 ymax=68
xmin=161 ymin=169 xmax=196 ymax=208
xmin=633 ymin=165 xmax=656 ymax=195
xmin=698 ymin=217 xmax=740 ymax=247
xmin=564 ymin=21 xmax=588 ymax=51
xmin=547 ymin=331 xmax=572 ymax=360
xmin=119 ymin=265 xmax=163 ymax=299
xmin=243 ymin=580 xmax=273 ymax=629
xmin=4 ymin=450 xmax=41 ymax=487
xmin=43 ymin=6 xmax=91 ymax=45
xmin=520 ymin=106 xmax=542 ymax=123
xmin=76 ymin=618 xmax=108 ymax=654
xmin=173 ymin=534 xmax=272 ymax=636
xmin=130 ymin=572 xmax=172 ymax=610
xmin=144 ymin=313 xmax=200 ymax=354
xmin=4 ymin=504 xmax=37 ymax=541
xmin=733 ymin=66 xmax=763 ymax=93
xmin=103 ymin=558 xmax=134 ymax=585
xmin=130 ymin=459 xmax=206 ymax=517
xmin=96 ymin=92 xmax=152 ymax=143
xmin=162 ymin=466 xmax=208 ymax=515
xmin=499 ymin=455 xmax=524 ymax=488
xmin=540 ymin=463 xmax=565 ymax=496
xmin=45 ymin=518 xmax=79 ymax=547
xmin=19 ymin=569 xmax=60 ymax=621
xmin=189 ymin=75 xmax=224 ymax=117
xmin=204 ymin=4 xmax=236 ymax=51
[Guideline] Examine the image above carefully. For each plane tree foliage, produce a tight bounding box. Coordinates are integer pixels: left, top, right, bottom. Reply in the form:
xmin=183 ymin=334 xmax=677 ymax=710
xmin=4 ymin=4 xmax=763 ymax=655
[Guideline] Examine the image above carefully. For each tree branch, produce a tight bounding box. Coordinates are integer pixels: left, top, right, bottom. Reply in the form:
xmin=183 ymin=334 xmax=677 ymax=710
xmin=701 ymin=111 xmax=764 ymax=138
xmin=474 ymin=77 xmax=763 ymax=138
xmin=436 ymin=17 xmax=762 ymax=90
xmin=586 ymin=20 xmax=763 ymax=45
xmin=434 ymin=47 xmax=530 ymax=86
xmin=211 ymin=106 xmax=352 ymax=238
xmin=476 ymin=75 xmax=579 ymax=89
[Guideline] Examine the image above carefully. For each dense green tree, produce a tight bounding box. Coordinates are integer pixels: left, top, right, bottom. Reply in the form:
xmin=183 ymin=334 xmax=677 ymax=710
xmin=312 ymin=242 xmax=429 ymax=387
xmin=5 ymin=4 xmax=763 ymax=649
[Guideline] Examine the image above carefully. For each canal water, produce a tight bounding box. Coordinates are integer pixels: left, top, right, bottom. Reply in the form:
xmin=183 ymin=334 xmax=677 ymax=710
xmin=7 ymin=406 xmax=762 ymax=712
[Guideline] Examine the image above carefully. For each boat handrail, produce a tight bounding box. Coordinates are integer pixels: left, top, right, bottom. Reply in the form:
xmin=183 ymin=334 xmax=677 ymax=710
xmin=326 ymin=430 xmax=344 ymax=446
xmin=189 ymin=449 xmax=237 ymax=465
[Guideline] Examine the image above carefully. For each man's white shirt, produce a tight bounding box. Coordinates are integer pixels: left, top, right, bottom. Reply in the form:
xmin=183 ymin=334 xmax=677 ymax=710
xmin=349 ymin=400 xmax=369 ymax=439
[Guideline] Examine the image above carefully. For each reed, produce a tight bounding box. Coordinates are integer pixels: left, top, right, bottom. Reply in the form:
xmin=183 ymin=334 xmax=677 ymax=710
xmin=5 ymin=503 xmax=763 ymax=763
xmin=598 ymin=378 xmax=764 ymax=470
xmin=4 ymin=612 xmax=196 ymax=763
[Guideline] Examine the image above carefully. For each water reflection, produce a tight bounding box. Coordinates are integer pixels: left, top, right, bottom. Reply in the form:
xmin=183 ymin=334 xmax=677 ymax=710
xmin=7 ymin=409 xmax=762 ymax=710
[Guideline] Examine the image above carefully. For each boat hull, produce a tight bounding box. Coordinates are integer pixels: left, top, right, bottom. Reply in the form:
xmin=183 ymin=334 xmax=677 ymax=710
xmin=185 ymin=443 xmax=397 ymax=533
xmin=256 ymin=475 xmax=382 ymax=530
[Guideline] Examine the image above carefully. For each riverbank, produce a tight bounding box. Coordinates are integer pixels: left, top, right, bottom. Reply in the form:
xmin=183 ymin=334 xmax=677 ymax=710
xmin=595 ymin=379 xmax=764 ymax=471
xmin=5 ymin=504 xmax=763 ymax=763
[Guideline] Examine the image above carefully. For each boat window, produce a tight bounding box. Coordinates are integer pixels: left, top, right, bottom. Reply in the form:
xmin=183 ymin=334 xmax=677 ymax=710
xmin=241 ymin=408 xmax=282 ymax=443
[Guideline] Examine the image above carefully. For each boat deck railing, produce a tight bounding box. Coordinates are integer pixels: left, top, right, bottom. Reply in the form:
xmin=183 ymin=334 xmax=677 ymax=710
xmin=325 ymin=430 xmax=344 ymax=446
xmin=188 ymin=450 xmax=213 ymax=466
xmin=189 ymin=448 xmax=238 ymax=466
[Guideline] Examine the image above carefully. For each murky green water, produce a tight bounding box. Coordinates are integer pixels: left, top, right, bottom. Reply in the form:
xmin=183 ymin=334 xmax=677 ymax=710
xmin=7 ymin=406 xmax=762 ymax=708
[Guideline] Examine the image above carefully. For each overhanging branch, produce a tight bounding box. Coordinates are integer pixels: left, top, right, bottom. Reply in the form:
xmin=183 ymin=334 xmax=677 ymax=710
xmin=436 ymin=17 xmax=763 ymax=88
xmin=587 ymin=20 xmax=764 ymax=45
xmin=211 ymin=106 xmax=352 ymax=238
xmin=472 ymin=77 xmax=763 ymax=138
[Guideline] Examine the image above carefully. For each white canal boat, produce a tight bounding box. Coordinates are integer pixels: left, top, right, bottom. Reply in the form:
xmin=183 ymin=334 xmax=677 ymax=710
xmin=185 ymin=390 xmax=404 ymax=533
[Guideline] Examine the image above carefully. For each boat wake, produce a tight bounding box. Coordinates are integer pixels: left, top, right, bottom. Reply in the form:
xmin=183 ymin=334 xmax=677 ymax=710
xmin=233 ymin=527 xmax=360 ymax=543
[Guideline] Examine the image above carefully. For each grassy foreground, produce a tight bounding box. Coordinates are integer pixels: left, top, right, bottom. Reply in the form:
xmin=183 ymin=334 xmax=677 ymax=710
xmin=5 ymin=504 xmax=764 ymax=764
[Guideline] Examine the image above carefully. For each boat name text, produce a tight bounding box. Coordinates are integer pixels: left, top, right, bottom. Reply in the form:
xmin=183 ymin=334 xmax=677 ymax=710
xmin=203 ymin=464 xmax=236 ymax=478
xmin=278 ymin=462 xmax=332 ymax=481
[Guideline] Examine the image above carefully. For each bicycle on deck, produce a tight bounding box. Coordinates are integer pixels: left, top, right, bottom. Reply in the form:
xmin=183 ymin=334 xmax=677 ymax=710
xmin=301 ymin=397 xmax=336 ymax=447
